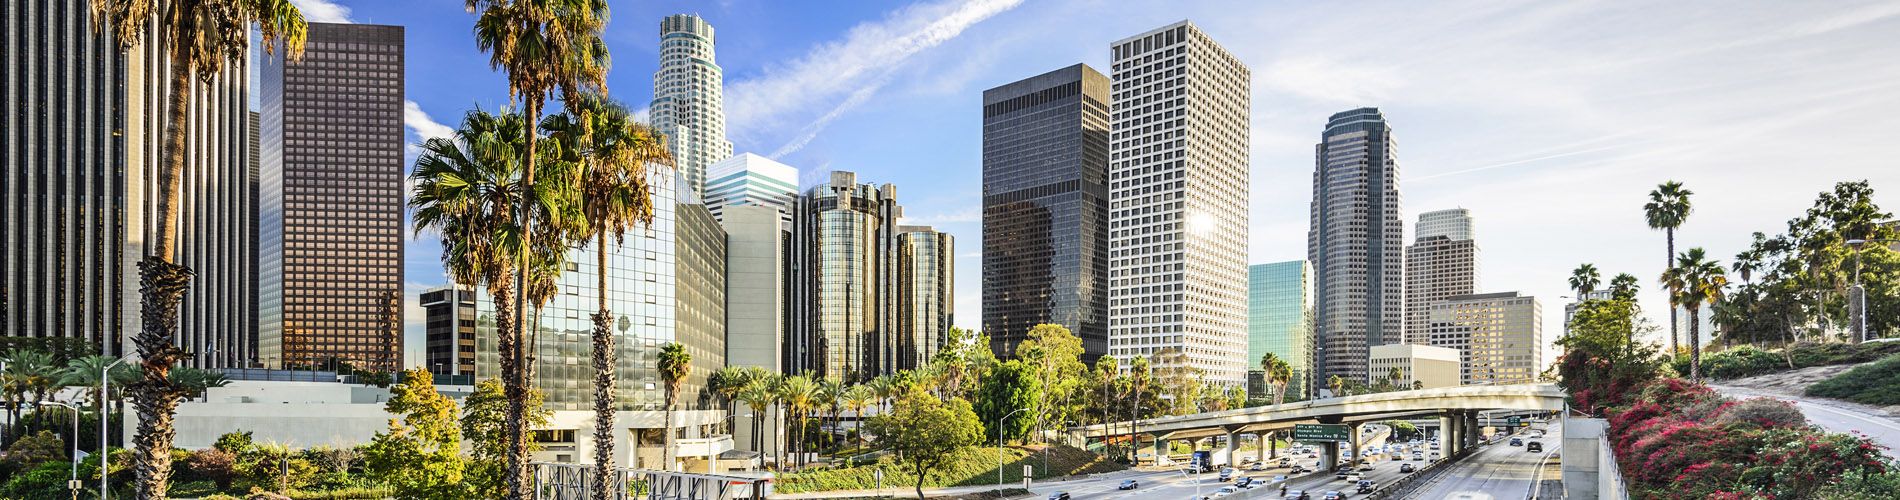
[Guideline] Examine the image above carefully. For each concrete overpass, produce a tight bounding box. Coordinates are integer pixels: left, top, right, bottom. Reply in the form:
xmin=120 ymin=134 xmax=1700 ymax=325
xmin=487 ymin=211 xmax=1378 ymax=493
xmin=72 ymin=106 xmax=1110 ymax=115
xmin=1068 ymin=383 xmax=1566 ymax=468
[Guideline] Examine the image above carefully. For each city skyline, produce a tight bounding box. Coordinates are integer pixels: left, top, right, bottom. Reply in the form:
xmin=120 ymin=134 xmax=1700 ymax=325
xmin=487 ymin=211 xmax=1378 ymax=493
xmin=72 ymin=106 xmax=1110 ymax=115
xmin=269 ymin=0 xmax=1900 ymax=366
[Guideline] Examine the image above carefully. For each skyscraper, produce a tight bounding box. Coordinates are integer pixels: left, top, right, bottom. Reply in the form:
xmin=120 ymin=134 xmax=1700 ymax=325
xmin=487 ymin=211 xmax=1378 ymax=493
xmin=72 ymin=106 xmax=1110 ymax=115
xmin=675 ymin=194 xmax=728 ymax=409
xmin=1426 ymin=292 xmax=1543 ymax=385
xmin=898 ymin=226 xmax=954 ymax=368
xmin=705 ymin=152 xmax=798 ymax=224
xmin=1405 ymin=209 xmax=1478 ymax=344
xmin=1106 ymin=21 xmax=1252 ymax=388
xmin=258 ymin=22 xmax=406 ymax=371
xmin=980 ymin=63 xmax=1110 ymax=361
xmin=1308 ymin=107 xmax=1404 ymax=384
xmin=652 ymin=14 xmax=734 ymax=200
xmin=420 ymin=286 xmax=476 ymax=377
xmin=3 ymin=0 xmax=255 ymax=367
xmin=1247 ymin=261 xmax=1315 ymax=400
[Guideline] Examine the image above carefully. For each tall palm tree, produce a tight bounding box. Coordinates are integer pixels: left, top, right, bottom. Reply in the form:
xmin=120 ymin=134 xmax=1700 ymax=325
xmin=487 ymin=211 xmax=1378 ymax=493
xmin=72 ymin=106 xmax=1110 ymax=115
xmin=776 ymin=374 xmax=817 ymax=469
xmin=708 ymin=366 xmax=750 ymax=433
xmin=842 ymin=384 xmax=874 ymax=463
xmin=412 ymin=108 xmax=578 ymax=495
xmin=1569 ymin=263 xmax=1601 ymax=298
xmin=467 ymin=0 xmax=608 ymax=493
xmin=656 ymin=342 xmax=692 ymax=471
xmin=737 ymin=375 xmax=776 ymax=457
xmin=817 ymin=378 xmax=844 ymax=460
xmin=1609 ymin=273 xmax=1641 ymax=302
xmin=1646 ymin=181 xmax=1694 ymax=355
xmin=1259 ymin=353 xmax=1290 ymax=406
xmin=58 ymin=355 xmax=138 ymax=409
xmin=86 ymin=2 xmax=305 ymax=496
xmin=1661 ymin=248 xmax=1729 ymax=381
xmin=3 ymin=350 xmax=59 ymax=422
xmin=543 ymin=91 xmax=669 ymax=499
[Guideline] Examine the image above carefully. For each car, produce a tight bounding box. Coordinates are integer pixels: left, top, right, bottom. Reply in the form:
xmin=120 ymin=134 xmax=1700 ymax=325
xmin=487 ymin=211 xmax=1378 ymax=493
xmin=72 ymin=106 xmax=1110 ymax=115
xmin=1509 ymin=438 xmax=1523 ymax=446
xmin=1272 ymin=474 xmax=1289 ymax=483
xmin=1412 ymin=453 xmax=1424 ymax=461
xmin=1119 ymin=479 xmax=1139 ymax=490
xmin=1335 ymin=468 xmax=1352 ymax=479
xmin=1219 ymin=468 xmax=1237 ymax=481
xmin=1214 ymin=486 xmax=1241 ymax=497
xmin=1429 ymin=442 xmax=1441 ymax=449
xmin=1526 ymin=441 xmax=1544 ymax=453
xmin=1251 ymin=462 xmax=1268 ymax=471
xmin=1359 ymin=465 xmax=1375 ymax=472
xmin=1431 ymin=452 xmax=1442 ymax=460
xmin=1357 ymin=483 xmax=1375 ymax=494
xmin=1279 ymin=457 xmax=1292 ymax=466
xmin=1236 ymin=477 xmax=1254 ymax=488
xmin=1048 ymin=493 xmax=1071 ymax=500
xmin=1400 ymin=463 xmax=1416 ymax=473
xmin=1290 ymin=465 xmax=1308 ymax=473
xmin=1320 ymin=491 xmax=1347 ymax=500
xmin=1284 ymin=489 xmax=1312 ymax=500
xmin=1307 ymin=452 xmax=1319 ymax=458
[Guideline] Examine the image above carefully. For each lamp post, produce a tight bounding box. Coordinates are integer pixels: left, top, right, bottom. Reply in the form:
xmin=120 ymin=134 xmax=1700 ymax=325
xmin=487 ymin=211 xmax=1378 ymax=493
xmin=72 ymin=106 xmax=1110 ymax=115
xmin=1844 ymin=238 xmax=1895 ymax=343
xmin=711 ymin=413 xmax=753 ymax=473
xmin=99 ymin=356 xmax=129 ymax=500
xmin=42 ymin=401 xmax=79 ymax=500
xmin=998 ymin=407 xmax=1029 ymax=488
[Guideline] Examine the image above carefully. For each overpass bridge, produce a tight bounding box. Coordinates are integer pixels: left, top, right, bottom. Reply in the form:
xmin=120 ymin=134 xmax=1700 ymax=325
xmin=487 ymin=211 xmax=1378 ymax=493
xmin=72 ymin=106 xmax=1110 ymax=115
xmin=1068 ymin=383 xmax=1565 ymax=468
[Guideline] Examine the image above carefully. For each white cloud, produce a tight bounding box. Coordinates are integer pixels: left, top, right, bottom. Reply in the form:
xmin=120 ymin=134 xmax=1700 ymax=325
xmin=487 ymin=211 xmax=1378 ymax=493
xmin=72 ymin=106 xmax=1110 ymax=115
xmin=726 ymin=0 xmax=1025 ymax=157
xmin=289 ymin=0 xmax=354 ymax=24
xmin=404 ymin=100 xmax=455 ymax=157
xmin=898 ymin=206 xmax=981 ymax=226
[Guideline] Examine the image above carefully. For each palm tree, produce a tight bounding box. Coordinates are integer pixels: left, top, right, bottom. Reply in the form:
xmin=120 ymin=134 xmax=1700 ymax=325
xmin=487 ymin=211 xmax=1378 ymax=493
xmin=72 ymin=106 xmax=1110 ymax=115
xmin=1661 ymin=248 xmax=1729 ymax=381
xmin=1609 ymin=273 xmax=1641 ymax=302
xmin=467 ymin=0 xmax=609 ymax=493
xmin=708 ymin=366 xmax=750 ymax=433
xmin=412 ymin=108 xmax=579 ymax=494
xmin=59 ymin=355 xmax=139 ymax=409
xmin=776 ymin=375 xmax=817 ymax=469
xmin=543 ymin=92 xmax=669 ymax=499
xmin=1646 ymin=181 xmax=1694 ymax=355
xmin=1412 ymin=380 xmax=1424 ymax=390
xmin=1386 ymin=367 xmax=1405 ymax=391
xmin=1328 ymin=375 xmax=1346 ymax=398
xmin=1259 ymin=353 xmax=1292 ymax=406
xmin=655 ymin=342 xmax=692 ymax=471
xmin=86 ymin=2 xmax=306 ymax=496
xmin=2 ymin=350 xmax=59 ymax=430
xmin=737 ymin=374 xmax=776 ymax=458
xmin=816 ymin=378 xmax=843 ymax=460
xmin=1569 ymin=263 xmax=1601 ymax=298
xmin=842 ymin=384 xmax=875 ymax=463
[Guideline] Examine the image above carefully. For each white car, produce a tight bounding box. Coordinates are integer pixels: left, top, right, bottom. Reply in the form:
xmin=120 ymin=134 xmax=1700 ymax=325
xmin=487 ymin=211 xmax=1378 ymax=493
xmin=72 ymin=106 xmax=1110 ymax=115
xmin=1213 ymin=486 xmax=1241 ymax=497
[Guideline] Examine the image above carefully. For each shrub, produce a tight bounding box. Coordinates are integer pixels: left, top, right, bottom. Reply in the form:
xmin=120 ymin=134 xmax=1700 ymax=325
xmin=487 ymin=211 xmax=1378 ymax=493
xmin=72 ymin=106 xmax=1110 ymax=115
xmin=3 ymin=430 xmax=66 ymax=470
xmin=1713 ymin=398 xmax=1807 ymax=430
xmin=1700 ymin=346 xmax=1785 ymax=379
xmin=217 ymin=431 xmax=257 ymax=455
xmin=1806 ymin=354 xmax=1900 ymax=406
xmin=0 ymin=461 xmax=76 ymax=500
xmin=183 ymin=448 xmax=240 ymax=490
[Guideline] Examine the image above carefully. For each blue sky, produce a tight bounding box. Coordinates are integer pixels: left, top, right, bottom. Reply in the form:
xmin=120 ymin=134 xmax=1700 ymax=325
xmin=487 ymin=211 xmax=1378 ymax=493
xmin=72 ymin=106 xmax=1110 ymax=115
xmin=284 ymin=1 xmax=1900 ymax=365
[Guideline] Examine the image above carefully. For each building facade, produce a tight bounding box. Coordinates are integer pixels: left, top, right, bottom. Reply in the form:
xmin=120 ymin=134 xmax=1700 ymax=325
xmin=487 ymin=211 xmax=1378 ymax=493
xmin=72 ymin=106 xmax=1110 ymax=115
xmin=1404 ymin=209 xmax=1478 ymax=345
xmin=420 ymin=286 xmax=476 ymax=378
xmin=675 ymin=199 xmax=728 ymax=409
xmin=705 ymin=152 xmax=798 ymax=224
xmin=652 ymin=14 xmax=734 ymax=200
xmin=1425 ymin=292 xmax=1543 ymax=385
xmin=1106 ymin=21 xmax=1252 ymax=388
xmin=258 ymin=22 xmax=406 ymax=371
xmin=2 ymin=0 xmax=255 ymax=367
xmin=980 ymin=63 xmax=1111 ymax=362
xmin=720 ymin=204 xmax=786 ymax=455
xmin=898 ymin=226 xmax=954 ymax=368
xmin=1368 ymin=343 xmax=1461 ymax=390
xmin=791 ymin=172 xmax=901 ymax=381
xmin=1308 ymin=107 xmax=1404 ymax=384
xmin=1246 ymin=261 xmax=1315 ymax=400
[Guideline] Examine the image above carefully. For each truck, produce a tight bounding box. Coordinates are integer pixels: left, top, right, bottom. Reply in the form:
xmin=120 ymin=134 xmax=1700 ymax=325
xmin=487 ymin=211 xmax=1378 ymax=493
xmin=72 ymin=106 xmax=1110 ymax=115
xmin=1191 ymin=451 xmax=1215 ymax=472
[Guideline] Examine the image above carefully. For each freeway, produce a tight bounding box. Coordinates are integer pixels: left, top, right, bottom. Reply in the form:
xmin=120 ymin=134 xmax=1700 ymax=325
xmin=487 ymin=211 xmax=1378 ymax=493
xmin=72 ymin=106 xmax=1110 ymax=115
xmin=1401 ymin=426 xmax=1560 ymax=500
xmin=1713 ymin=385 xmax=1900 ymax=460
xmin=1032 ymin=425 xmax=1443 ymax=500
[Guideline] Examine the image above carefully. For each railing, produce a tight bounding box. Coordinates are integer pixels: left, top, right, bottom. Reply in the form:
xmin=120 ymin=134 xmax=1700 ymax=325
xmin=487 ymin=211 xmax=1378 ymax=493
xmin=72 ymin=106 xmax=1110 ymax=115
xmin=529 ymin=462 xmax=772 ymax=500
xmin=1356 ymin=435 xmax=1495 ymax=499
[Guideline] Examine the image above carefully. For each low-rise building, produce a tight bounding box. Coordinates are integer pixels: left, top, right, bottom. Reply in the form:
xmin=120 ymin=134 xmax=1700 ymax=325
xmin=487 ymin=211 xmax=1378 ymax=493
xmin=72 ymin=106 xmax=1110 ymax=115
xmin=1368 ymin=343 xmax=1462 ymax=390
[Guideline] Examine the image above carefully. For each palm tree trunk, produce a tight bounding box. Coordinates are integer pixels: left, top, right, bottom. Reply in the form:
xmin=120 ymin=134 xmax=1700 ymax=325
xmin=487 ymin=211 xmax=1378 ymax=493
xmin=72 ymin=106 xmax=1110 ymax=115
xmin=664 ymin=390 xmax=676 ymax=471
xmin=128 ymin=51 xmax=201 ymax=500
xmin=492 ymin=281 xmax=528 ymax=499
xmin=1667 ymin=228 xmax=1680 ymax=356
xmin=590 ymin=235 xmax=617 ymax=500
xmin=506 ymin=96 xmax=545 ymax=500
xmin=1689 ymin=308 xmax=1702 ymax=381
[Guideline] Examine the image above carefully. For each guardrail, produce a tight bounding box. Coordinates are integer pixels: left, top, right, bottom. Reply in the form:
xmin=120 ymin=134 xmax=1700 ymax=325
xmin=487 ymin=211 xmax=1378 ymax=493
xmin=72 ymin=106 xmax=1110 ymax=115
xmin=528 ymin=462 xmax=773 ymax=500
xmin=1356 ymin=436 xmax=1498 ymax=499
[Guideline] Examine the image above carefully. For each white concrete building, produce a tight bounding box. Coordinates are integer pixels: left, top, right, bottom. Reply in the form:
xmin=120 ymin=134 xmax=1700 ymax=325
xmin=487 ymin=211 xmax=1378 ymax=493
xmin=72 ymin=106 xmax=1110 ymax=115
xmin=1107 ymin=20 xmax=1252 ymax=388
xmin=652 ymin=14 xmax=734 ymax=200
xmin=720 ymin=204 xmax=787 ymax=458
xmin=1405 ymin=209 xmax=1479 ymax=345
xmin=705 ymin=152 xmax=798 ymax=225
xmin=1368 ymin=343 xmax=1462 ymax=390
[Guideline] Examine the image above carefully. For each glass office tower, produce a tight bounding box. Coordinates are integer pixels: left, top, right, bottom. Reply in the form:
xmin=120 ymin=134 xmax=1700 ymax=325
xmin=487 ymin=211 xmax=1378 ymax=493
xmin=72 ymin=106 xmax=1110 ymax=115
xmin=1308 ymin=107 xmax=1404 ymax=384
xmin=1247 ymin=261 xmax=1314 ymax=400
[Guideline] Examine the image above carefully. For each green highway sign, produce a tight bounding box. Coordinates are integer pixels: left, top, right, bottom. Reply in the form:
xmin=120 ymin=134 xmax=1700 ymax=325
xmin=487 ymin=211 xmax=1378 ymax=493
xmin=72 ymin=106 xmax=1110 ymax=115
xmin=1508 ymin=416 xmax=1522 ymax=427
xmin=1293 ymin=424 xmax=1350 ymax=442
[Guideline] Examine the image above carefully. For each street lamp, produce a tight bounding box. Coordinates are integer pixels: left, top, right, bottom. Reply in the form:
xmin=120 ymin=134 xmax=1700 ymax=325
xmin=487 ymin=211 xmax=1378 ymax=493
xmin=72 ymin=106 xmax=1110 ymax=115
xmin=710 ymin=413 xmax=753 ymax=474
xmin=1844 ymin=238 xmax=1895 ymax=343
xmin=41 ymin=401 xmax=80 ymax=500
xmin=99 ymin=356 xmax=130 ymax=500
xmin=998 ymin=407 xmax=1029 ymax=488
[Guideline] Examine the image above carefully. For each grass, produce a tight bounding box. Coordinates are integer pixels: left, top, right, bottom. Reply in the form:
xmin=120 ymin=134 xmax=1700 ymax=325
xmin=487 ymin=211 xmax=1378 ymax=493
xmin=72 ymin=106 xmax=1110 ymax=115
xmin=1805 ymin=353 xmax=1900 ymax=406
xmin=1692 ymin=342 xmax=1900 ymax=380
xmin=773 ymin=444 xmax=1125 ymax=493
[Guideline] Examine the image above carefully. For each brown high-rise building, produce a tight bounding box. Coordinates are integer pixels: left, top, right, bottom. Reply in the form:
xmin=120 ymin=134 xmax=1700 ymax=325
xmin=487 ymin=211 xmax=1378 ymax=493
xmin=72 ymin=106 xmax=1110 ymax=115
xmin=258 ymin=22 xmax=406 ymax=371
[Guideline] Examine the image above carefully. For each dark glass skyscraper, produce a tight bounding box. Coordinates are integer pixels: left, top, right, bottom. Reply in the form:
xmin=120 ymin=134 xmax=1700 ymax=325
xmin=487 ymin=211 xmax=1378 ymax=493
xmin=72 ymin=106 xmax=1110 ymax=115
xmin=1308 ymin=107 xmax=1404 ymax=385
xmin=3 ymin=0 xmax=254 ymax=367
xmin=258 ymin=22 xmax=406 ymax=371
xmin=980 ymin=63 xmax=1110 ymax=362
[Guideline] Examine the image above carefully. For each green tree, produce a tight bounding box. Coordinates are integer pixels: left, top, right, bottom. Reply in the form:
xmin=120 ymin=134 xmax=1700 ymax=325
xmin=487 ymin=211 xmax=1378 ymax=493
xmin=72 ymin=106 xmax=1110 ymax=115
xmin=364 ymin=368 xmax=470 ymax=500
xmin=1260 ymin=353 xmax=1292 ymax=406
xmin=83 ymin=0 xmax=306 ymax=495
xmin=56 ymin=355 xmax=138 ymax=411
xmin=775 ymin=375 xmax=817 ymax=469
xmin=1645 ymin=181 xmax=1694 ymax=355
xmin=1609 ymin=273 xmax=1641 ymax=302
xmin=1014 ymin=324 xmax=1085 ymax=443
xmin=461 ymin=378 xmax=549 ymax=498
xmin=841 ymin=384 xmax=875 ymax=462
xmin=1555 ymin=297 xmax=1665 ymax=414
xmin=3 ymin=430 xmax=65 ymax=470
xmin=1327 ymin=374 xmax=1345 ymax=398
xmin=1570 ymin=263 xmax=1601 ymax=297
xmin=866 ymin=386 xmax=983 ymax=500
xmin=737 ymin=368 xmax=779 ymax=457
xmin=656 ymin=342 xmax=691 ymax=471
xmin=1661 ymin=248 xmax=1728 ymax=381
xmin=973 ymin=359 xmax=1039 ymax=443
xmin=929 ymin=327 xmax=995 ymax=399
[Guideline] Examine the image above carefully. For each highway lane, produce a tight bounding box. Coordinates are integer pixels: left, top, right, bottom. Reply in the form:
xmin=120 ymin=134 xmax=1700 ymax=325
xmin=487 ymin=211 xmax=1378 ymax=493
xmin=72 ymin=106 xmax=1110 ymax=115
xmin=1713 ymin=385 xmax=1900 ymax=460
xmin=1402 ymin=427 xmax=1560 ymax=500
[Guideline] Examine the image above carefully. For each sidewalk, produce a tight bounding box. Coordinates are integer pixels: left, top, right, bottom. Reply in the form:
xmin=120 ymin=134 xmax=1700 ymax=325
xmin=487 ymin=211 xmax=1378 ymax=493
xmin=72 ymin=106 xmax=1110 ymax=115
xmin=768 ymin=472 xmax=1125 ymax=499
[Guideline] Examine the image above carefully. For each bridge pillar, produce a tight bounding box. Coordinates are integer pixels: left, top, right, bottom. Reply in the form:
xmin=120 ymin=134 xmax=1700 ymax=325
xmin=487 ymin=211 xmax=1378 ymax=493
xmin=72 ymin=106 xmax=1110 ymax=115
xmin=1465 ymin=410 xmax=1482 ymax=449
xmin=1348 ymin=422 xmax=1363 ymax=467
xmin=1153 ymin=435 xmax=1167 ymax=465
xmin=1438 ymin=414 xmax=1455 ymax=456
xmin=1223 ymin=427 xmax=1239 ymax=467
xmin=1262 ymin=430 xmax=1273 ymax=463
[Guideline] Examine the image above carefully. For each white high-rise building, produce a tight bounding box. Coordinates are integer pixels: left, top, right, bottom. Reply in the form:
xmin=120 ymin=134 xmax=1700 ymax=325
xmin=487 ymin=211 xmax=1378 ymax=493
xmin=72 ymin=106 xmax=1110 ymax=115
xmin=1106 ymin=21 xmax=1252 ymax=388
xmin=1416 ymin=208 xmax=1474 ymax=241
xmin=1404 ymin=209 xmax=1478 ymax=345
xmin=706 ymin=152 xmax=798 ymax=224
xmin=652 ymin=14 xmax=734 ymax=200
